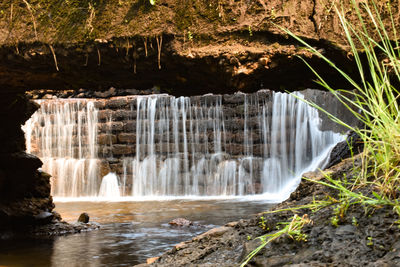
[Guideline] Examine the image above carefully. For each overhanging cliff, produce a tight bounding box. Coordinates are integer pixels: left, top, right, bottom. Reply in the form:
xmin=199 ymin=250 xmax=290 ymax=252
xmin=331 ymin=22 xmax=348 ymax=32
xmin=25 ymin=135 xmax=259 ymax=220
xmin=0 ymin=0 xmax=397 ymax=94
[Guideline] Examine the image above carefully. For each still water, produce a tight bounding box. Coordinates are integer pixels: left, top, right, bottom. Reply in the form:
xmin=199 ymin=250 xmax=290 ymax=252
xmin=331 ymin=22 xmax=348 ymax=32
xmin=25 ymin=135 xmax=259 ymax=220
xmin=0 ymin=199 xmax=273 ymax=267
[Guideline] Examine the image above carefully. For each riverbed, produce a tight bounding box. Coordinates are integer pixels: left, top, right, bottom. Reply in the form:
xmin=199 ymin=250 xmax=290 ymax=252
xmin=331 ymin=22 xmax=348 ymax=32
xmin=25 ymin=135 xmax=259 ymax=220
xmin=0 ymin=199 xmax=273 ymax=266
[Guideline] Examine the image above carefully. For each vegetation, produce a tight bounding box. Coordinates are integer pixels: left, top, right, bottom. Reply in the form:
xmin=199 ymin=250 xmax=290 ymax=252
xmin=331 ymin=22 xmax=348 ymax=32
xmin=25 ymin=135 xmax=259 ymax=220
xmin=241 ymin=214 xmax=312 ymax=267
xmin=0 ymin=0 xmax=236 ymax=44
xmin=242 ymin=0 xmax=400 ymax=265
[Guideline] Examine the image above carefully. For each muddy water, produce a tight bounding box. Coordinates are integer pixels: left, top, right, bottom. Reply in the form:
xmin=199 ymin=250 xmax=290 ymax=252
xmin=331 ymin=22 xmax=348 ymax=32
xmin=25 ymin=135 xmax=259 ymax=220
xmin=0 ymin=200 xmax=273 ymax=267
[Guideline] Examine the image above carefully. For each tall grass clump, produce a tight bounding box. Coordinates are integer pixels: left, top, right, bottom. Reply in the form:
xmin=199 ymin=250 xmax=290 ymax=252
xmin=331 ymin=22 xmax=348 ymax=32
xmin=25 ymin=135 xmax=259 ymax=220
xmin=285 ymin=0 xmax=400 ymax=199
xmin=241 ymin=1 xmax=400 ymax=265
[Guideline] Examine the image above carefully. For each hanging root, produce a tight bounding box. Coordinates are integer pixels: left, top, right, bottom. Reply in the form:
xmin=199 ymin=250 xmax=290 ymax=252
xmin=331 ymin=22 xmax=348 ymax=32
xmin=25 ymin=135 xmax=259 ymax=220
xmin=144 ymin=37 xmax=148 ymax=57
xmin=156 ymin=35 xmax=163 ymax=70
xmin=97 ymin=46 xmax=101 ymax=66
xmin=84 ymin=53 xmax=89 ymax=66
xmin=133 ymin=42 xmax=137 ymax=74
xmin=126 ymin=38 xmax=130 ymax=57
xmin=49 ymin=45 xmax=59 ymax=71
xmin=133 ymin=50 xmax=137 ymax=74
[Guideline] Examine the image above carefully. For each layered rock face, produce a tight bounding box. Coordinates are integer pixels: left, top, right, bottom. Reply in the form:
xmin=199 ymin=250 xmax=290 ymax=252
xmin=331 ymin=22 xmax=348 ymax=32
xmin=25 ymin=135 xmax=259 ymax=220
xmin=1 ymin=1 xmax=398 ymax=95
xmin=0 ymin=93 xmax=54 ymax=229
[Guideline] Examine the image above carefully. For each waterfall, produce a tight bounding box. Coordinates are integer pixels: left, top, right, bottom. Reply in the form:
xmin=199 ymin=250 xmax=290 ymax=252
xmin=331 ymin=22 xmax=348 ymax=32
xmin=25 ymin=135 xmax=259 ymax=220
xmin=98 ymin=173 xmax=121 ymax=198
xmin=23 ymin=91 xmax=344 ymax=200
xmin=23 ymin=99 xmax=100 ymax=197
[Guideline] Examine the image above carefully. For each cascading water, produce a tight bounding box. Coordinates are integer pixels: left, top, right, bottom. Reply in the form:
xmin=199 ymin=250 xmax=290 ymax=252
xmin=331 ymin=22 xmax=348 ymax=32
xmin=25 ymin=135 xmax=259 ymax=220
xmin=23 ymin=91 xmax=344 ymax=201
xmin=23 ymin=99 xmax=99 ymax=197
xmin=98 ymin=173 xmax=121 ymax=198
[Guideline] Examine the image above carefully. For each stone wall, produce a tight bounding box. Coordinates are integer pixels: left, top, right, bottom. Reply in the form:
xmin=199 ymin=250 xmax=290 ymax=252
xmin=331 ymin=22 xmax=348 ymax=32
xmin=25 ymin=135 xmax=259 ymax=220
xmin=26 ymin=89 xmax=357 ymax=196
xmin=94 ymin=91 xmax=272 ymax=180
xmin=84 ymin=89 xmax=355 ymax=193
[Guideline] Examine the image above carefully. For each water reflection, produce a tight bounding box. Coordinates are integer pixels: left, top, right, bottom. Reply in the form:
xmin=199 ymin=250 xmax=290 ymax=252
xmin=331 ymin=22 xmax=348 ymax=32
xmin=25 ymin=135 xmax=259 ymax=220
xmin=0 ymin=200 xmax=272 ymax=266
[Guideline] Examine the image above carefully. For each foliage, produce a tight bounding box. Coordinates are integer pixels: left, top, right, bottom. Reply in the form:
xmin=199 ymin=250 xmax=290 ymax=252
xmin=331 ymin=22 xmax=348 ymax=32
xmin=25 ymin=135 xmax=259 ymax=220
xmin=283 ymin=0 xmax=400 ymax=201
xmin=280 ymin=0 xmax=400 ymax=215
xmin=243 ymin=0 xmax=400 ymax=264
xmin=259 ymin=215 xmax=267 ymax=230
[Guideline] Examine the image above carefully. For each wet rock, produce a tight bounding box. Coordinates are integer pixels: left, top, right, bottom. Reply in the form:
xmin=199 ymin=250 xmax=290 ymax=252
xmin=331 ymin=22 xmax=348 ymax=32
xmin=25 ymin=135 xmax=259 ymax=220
xmin=121 ymin=89 xmax=139 ymax=95
xmin=326 ymin=131 xmax=364 ymax=169
xmin=113 ymin=110 xmax=132 ymax=120
xmin=77 ymin=213 xmax=90 ymax=223
xmin=118 ymin=133 xmax=136 ymax=143
xmin=75 ymin=93 xmax=86 ymax=98
xmin=225 ymin=221 xmax=239 ymax=227
xmin=93 ymin=100 xmax=106 ymax=109
xmin=98 ymin=121 xmax=124 ymax=132
xmin=192 ymin=226 xmax=230 ymax=241
xmin=223 ymin=93 xmax=245 ymax=104
xmin=146 ymin=257 xmax=159 ymax=264
xmin=99 ymin=160 xmax=112 ymax=178
xmin=105 ymin=98 xmax=128 ymax=109
xmin=229 ymin=56 xmax=240 ymax=66
xmin=174 ymin=241 xmax=189 ymax=250
xmin=240 ymin=157 xmax=263 ymax=174
xmin=42 ymin=94 xmax=55 ymax=99
xmin=169 ymin=218 xmax=193 ymax=227
xmin=258 ymin=56 xmax=270 ymax=66
xmin=101 ymin=146 xmax=113 ymax=157
xmin=109 ymin=163 xmax=123 ymax=173
xmin=53 ymin=211 xmax=62 ymax=221
xmin=149 ymin=156 xmax=400 ymax=267
xmin=112 ymin=144 xmax=132 ymax=155
xmin=240 ymin=237 xmax=264 ymax=261
xmin=97 ymin=109 xmax=114 ymax=121
xmin=254 ymin=254 xmax=293 ymax=266
xmin=32 ymin=221 xmax=100 ymax=237
xmin=0 ymin=152 xmax=42 ymax=170
xmin=335 ymin=225 xmax=357 ymax=236
xmin=124 ymin=121 xmax=136 ymax=132
xmin=94 ymin=87 xmax=116 ymax=98
xmin=98 ymin=134 xmax=117 ymax=145
xmin=34 ymin=211 xmax=54 ymax=224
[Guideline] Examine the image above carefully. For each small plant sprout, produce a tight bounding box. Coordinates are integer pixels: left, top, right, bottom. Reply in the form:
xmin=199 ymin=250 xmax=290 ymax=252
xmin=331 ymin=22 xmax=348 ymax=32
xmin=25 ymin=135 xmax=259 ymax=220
xmin=331 ymin=216 xmax=339 ymax=227
xmin=248 ymin=25 xmax=253 ymax=37
xmin=367 ymin=236 xmax=373 ymax=246
xmin=259 ymin=216 xmax=267 ymax=230
xmin=188 ymin=31 xmax=193 ymax=42
xmin=241 ymin=214 xmax=312 ymax=267
xmin=352 ymin=216 xmax=358 ymax=226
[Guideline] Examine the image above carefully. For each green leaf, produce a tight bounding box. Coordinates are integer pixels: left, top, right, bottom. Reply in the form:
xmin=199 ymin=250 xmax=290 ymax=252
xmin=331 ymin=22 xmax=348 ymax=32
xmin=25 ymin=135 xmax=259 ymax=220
xmin=371 ymin=191 xmax=382 ymax=200
xmin=150 ymin=0 xmax=156 ymax=5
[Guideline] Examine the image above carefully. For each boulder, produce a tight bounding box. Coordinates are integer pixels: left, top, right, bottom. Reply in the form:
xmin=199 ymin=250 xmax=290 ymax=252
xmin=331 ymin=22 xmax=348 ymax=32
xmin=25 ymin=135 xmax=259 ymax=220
xmin=34 ymin=211 xmax=54 ymax=224
xmin=0 ymin=152 xmax=42 ymax=170
xmin=93 ymin=87 xmax=116 ymax=98
xmin=169 ymin=218 xmax=193 ymax=227
xmin=77 ymin=213 xmax=90 ymax=223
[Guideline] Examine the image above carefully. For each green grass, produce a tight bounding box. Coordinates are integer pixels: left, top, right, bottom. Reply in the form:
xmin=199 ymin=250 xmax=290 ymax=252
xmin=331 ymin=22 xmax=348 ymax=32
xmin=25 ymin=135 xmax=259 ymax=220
xmin=284 ymin=0 xmax=400 ymax=200
xmin=242 ymin=0 xmax=400 ymax=265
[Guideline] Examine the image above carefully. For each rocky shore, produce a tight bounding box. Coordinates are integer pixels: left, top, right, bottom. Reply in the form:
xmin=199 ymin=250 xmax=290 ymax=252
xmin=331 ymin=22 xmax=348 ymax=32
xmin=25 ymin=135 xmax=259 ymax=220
xmin=136 ymin=155 xmax=400 ymax=266
xmin=0 ymin=93 xmax=99 ymax=239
